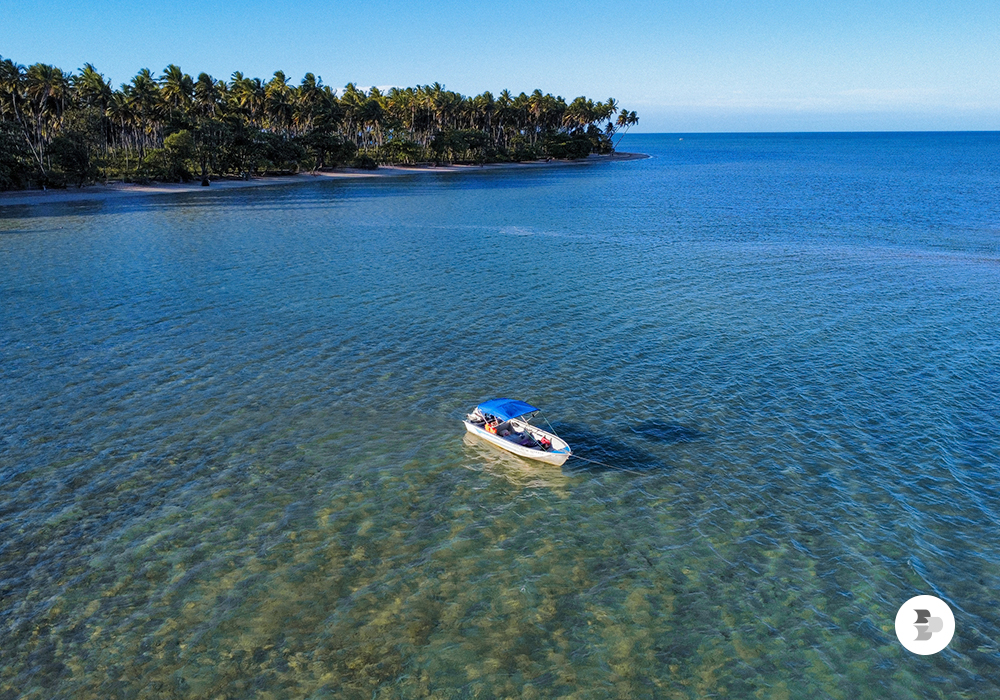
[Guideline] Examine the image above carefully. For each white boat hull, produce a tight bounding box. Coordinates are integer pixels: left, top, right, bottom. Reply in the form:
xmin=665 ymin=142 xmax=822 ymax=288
xmin=463 ymin=419 xmax=571 ymax=466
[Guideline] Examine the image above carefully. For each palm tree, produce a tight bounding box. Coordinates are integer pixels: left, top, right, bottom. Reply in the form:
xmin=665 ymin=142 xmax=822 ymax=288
xmin=125 ymin=69 xmax=164 ymax=155
xmin=73 ymin=64 xmax=112 ymax=111
xmin=412 ymin=85 xmax=435 ymax=145
xmin=493 ymin=89 xmax=513 ymax=150
xmin=294 ymin=72 xmax=324 ymax=135
xmin=472 ymin=91 xmax=495 ymax=146
xmin=21 ymin=63 xmax=71 ymax=174
xmin=193 ymin=73 xmax=222 ymax=118
xmin=229 ymin=72 xmax=264 ymax=127
xmin=265 ymin=70 xmax=294 ymax=134
xmin=613 ymin=110 xmax=639 ymax=149
xmin=159 ymin=64 xmax=194 ymax=115
xmin=68 ymin=64 xmax=114 ymax=157
xmin=385 ymin=86 xmax=414 ymax=140
xmin=107 ymin=88 xmax=138 ymax=170
xmin=340 ymin=83 xmax=366 ymax=147
xmin=1 ymin=52 xmax=638 ymax=185
xmin=0 ymin=57 xmax=26 ymax=126
xmin=0 ymin=57 xmax=42 ymax=176
xmin=362 ymin=86 xmax=386 ymax=149
xmin=564 ymin=96 xmax=593 ymax=132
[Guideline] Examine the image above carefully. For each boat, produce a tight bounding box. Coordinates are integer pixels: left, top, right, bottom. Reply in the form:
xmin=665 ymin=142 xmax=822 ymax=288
xmin=463 ymin=398 xmax=572 ymax=466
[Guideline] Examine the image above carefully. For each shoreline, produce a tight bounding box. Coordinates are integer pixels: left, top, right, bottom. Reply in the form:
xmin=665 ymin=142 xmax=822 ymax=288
xmin=0 ymin=152 xmax=648 ymax=208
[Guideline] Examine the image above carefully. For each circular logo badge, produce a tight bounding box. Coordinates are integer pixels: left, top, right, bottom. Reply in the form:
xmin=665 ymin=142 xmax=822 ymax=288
xmin=894 ymin=595 xmax=955 ymax=655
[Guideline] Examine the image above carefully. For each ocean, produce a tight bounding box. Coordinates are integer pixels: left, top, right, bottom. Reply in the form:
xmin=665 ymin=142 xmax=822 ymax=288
xmin=2 ymin=132 xmax=999 ymax=698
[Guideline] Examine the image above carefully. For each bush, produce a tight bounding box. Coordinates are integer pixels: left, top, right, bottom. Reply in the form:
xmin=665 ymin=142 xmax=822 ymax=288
xmin=260 ymin=133 xmax=306 ymax=173
xmin=48 ymin=133 xmax=96 ymax=187
xmin=350 ymin=154 xmax=378 ymax=170
xmin=506 ymin=134 xmax=542 ymax=162
xmin=0 ymin=122 xmax=34 ymax=190
xmin=429 ymin=129 xmax=491 ymax=164
xmin=299 ymin=131 xmax=357 ymax=168
xmin=380 ymin=138 xmax=422 ymax=165
xmin=543 ymin=132 xmax=592 ymax=159
xmin=140 ymin=130 xmax=195 ymax=181
xmin=164 ymin=130 xmax=195 ymax=159
xmin=587 ymin=124 xmax=614 ymax=154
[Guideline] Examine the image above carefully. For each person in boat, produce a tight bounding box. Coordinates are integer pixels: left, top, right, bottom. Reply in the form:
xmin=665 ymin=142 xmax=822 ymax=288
xmin=486 ymin=419 xmax=515 ymax=438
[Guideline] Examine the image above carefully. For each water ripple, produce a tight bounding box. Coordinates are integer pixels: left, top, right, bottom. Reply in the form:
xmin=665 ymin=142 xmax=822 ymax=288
xmin=2 ymin=133 xmax=999 ymax=698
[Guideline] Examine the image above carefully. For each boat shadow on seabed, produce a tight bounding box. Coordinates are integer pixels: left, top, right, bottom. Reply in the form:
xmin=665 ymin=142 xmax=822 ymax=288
xmin=551 ymin=420 xmax=705 ymax=474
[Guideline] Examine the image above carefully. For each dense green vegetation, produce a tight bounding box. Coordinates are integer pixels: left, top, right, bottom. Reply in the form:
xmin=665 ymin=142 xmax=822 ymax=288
xmin=0 ymin=56 xmax=639 ymax=190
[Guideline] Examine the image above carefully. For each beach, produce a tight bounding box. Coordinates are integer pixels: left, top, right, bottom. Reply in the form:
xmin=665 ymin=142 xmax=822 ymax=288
xmin=0 ymin=152 xmax=647 ymax=208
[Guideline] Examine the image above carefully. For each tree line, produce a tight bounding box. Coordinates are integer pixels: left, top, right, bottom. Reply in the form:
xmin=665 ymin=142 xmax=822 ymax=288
xmin=0 ymin=57 xmax=639 ymax=190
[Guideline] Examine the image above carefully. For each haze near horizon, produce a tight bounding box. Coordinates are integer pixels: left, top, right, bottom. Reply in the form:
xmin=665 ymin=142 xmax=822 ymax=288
xmin=2 ymin=0 xmax=997 ymax=132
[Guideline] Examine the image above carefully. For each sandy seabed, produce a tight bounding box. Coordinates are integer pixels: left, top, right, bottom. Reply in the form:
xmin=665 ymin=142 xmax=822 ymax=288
xmin=0 ymin=152 xmax=648 ymax=208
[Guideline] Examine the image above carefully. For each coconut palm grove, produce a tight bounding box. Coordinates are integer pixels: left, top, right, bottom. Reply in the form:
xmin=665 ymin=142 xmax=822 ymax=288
xmin=0 ymin=57 xmax=640 ymax=190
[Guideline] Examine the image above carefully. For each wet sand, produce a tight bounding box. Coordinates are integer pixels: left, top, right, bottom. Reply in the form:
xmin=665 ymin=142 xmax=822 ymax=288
xmin=0 ymin=152 xmax=648 ymax=208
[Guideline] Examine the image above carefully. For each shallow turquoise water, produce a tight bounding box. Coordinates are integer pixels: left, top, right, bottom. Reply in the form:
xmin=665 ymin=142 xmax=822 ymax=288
xmin=2 ymin=133 xmax=1000 ymax=698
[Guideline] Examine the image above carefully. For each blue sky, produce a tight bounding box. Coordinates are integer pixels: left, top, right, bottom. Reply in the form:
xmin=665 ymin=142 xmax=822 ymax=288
xmin=2 ymin=0 xmax=998 ymax=131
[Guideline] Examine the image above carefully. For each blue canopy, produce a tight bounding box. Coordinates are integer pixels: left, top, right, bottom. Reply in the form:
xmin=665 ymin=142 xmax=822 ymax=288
xmin=477 ymin=398 xmax=539 ymax=421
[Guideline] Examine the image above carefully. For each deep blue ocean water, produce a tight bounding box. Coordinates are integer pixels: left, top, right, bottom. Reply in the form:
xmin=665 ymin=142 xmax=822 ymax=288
xmin=2 ymin=132 xmax=999 ymax=698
